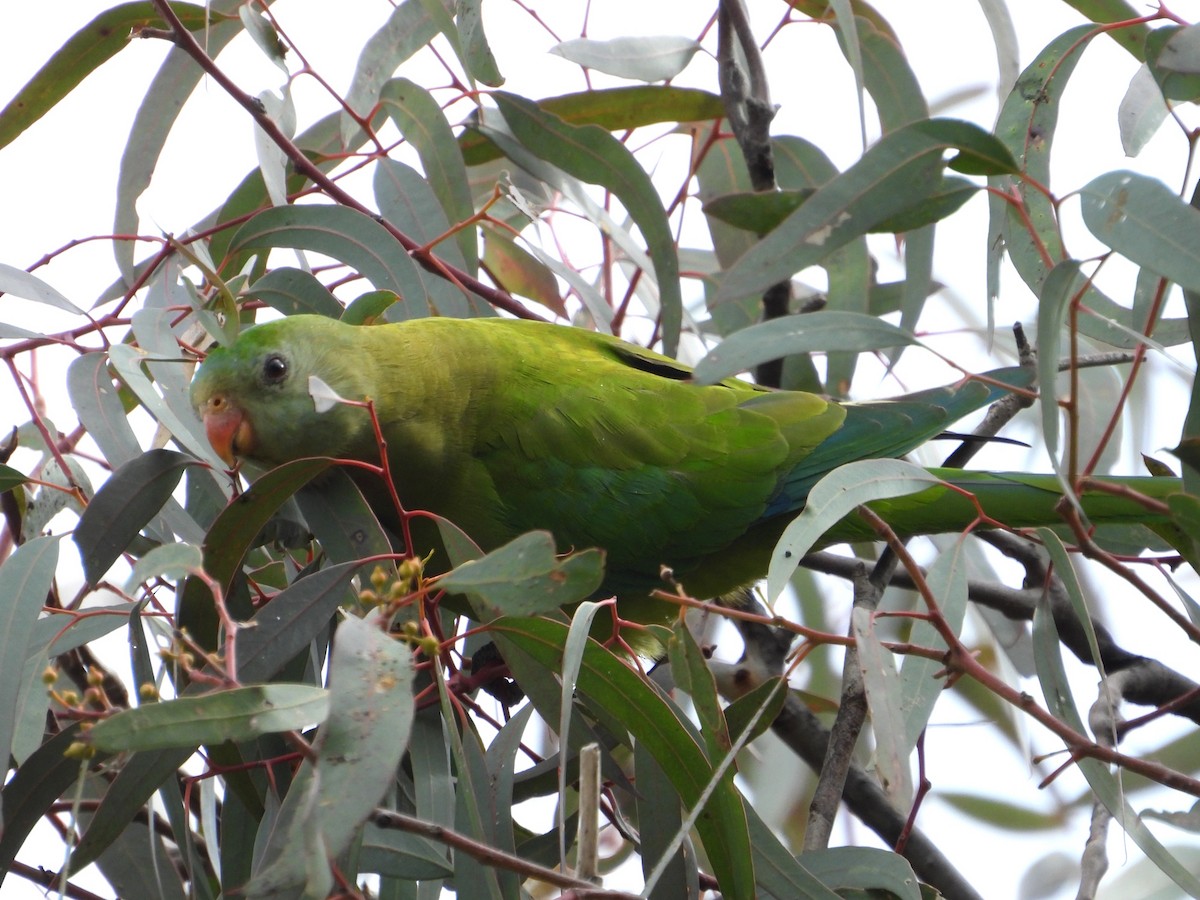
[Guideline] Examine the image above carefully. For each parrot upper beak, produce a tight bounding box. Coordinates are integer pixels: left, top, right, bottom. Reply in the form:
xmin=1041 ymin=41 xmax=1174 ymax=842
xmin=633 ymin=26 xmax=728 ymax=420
xmin=201 ymin=395 xmax=252 ymax=467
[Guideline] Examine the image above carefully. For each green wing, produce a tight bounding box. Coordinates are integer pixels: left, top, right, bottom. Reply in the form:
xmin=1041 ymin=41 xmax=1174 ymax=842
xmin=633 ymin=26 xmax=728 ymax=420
xmin=456 ymin=321 xmax=1027 ymax=594
xmin=462 ymin=322 xmax=841 ymax=582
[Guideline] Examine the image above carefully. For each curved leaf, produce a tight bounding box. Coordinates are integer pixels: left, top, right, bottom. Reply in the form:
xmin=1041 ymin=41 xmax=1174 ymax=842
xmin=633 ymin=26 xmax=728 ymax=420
xmin=492 ymin=617 xmax=755 ymax=899
xmin=1145 ymin=25 xmax=1200 ymax=102
xmin=455 ymin=0 xmax=503 ymax=87
xmin=67 ymin=353 xmax=144 ymax=468
xmin=90 ymin=684 xmax=331 ymax=753
xmin=439 ymin=531 xmax=604 ymax=616
xmin=228 ymin=205 xmax=429 ymax=314
xmin=176 ymin=457 xmax=332 ymax=652
xmin=768 ymin=459 xmax=942 ymax=601
xmin=0 ymin=264 xmax=83 ymax=314
xmin=247 ymin=267 xmax=344 ymax=318
xmin=246 ymin=615 xmax=415 ymax=896
xmin=0 ymin=2 xmax=222 ymax=151
xmin=75 ymin=449 xmax=198 ymax=586
xmin=550 ymin=36 xmax=701 ymax=82
xmin=123 ymin=542 xmax=203 ymax=593
xmin=372 ymin=159 xmax=491 ymax=318
xmin=693 ymin=311 xmax=922 ymax=384
xmin=0 ymin=725 xmax=86 ymax=881
xmin=461 ymin=86 xmax=723 ymax=164
xmin=0 ymin=536 xmax=61 ymax=772
xmin=379 ymin=78 xmax=477 ymax=270
xmin=1032 ymin=540 xmax=1200 ymax=896
xmin=493 ymin=91 xmax=683 ymax=355
xmin=107 ymin=343 xmax=218 ymax=465
xmin=715 ymin=119 xmax=999 ymax=305
xmin=801 ymin=847 xmax=921 ymax=900
xmin=1080 ymin=170 xmax=1200 ymax=293
xmin=0 ymin=464 xmax=27 ymax=494
xmin=113 ymin=0 xmax=248 ymax=280
xmin=340 ymin=0 xmax=445 ymax=144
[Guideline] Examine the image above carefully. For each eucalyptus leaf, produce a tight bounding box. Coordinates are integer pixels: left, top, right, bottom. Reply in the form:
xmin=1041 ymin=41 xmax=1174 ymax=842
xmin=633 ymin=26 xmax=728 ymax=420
xmin=550 ymin=35 xmax=702 ymax=82
xmin=439 ymin=531 xmax=604 ymax=616
xmin=90 ymin=684 xmax=331 ymax=753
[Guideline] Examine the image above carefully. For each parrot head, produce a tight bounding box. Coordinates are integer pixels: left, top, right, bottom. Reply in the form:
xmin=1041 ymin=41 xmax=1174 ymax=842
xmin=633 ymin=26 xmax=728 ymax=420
xmin=189 ymin=316 xmax=370 ymax=468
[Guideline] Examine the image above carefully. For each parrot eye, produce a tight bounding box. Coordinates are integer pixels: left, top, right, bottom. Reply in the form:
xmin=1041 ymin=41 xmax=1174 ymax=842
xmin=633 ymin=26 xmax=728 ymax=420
xmin=261 ymin=354 xmax=289 ymax=385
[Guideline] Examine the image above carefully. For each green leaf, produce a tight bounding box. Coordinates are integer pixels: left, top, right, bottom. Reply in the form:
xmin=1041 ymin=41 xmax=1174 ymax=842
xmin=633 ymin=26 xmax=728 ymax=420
xmin=246 ymin=615 xmax=415 ymax=896
xmin=75 ymin=450 xmax=198 ymax=586
xmin=910 ymin=118 xmax=1018 ymax=176
xmin=123 ymin=542 xmax=203 ymax=593
xmin=0 ymin=464 xmax=26 ymax=494
xmin=372 ymin=159 xmax=492 ymax=318
xmin=359 ymin=823 xmax=454 ymax=878
xmin=90 ymin=684 xmax=331 ymax=753
xmin=768 ymin=460 xmax=943 ymax=600
xmin=744 ymin=802 xmax=840 ymax=898
xmin=294 ymin=468 xmax=393 ymax=565
xmin=0 ymin=264 xmax=83 ymax=314
xmin=1080 ymin=170 xmax=1200 ymax=294
xmin=379 ymin=78 xmax=477 ymax=271
xmin=0 ymin=536 xmax=61 ymax=772
xmin=79 ymin=773 xmax=190 ymax=900
xmin=714 ymin=119 xmax=995 ymax=305
xmin=1145 ymin=25 xmax=1200 ymax=101
xmin=340 ymin=0 xmax=446 ymax=144
xmin=871 ymin=174 xmax=979 ymax=232
xmin=800 ymin=847 xmax=921 ymax=899
xmin=177 ymin=457 xmax=332 ymax=653
xmin=1120 ymin=64 xmax=1170 ymax=156
xmin=667 ymin=622 xmax=730 ymax=759
xmin=455 ymin=0 xmax=503 ymax=87
xmin=438 ymin=531 xmax=605 ymax=616
xmin=0 ymin=724 xmax=87 ymax=877
xmin=67 ymin=353 xmax=144 ymax=468
xmin=107 ymin=343 xmax=218 ymax=465
xmin=342 ymin=289 xmax=400 ymax=324
xmin=114 ymin=0 xmax=247 ymax=280
xmin=635 ymin=740 xmax=699 ymax=899
xmin=234 ymin=561 xmax=363 ymax=684
xmin=493 ymin=91 xmax=684 ymax=355
xmin=837 ymin=11 xmax=927 ymax=132
xmin=460 ymin=86 xmax=723 ymax=165
xmin=990 ymin=25 xmax=1089 ymax=282
xmin=491 ymin=617 xmax=755 ymax=899
xmin=938 ymin=791 xmax=1067 ymax=830
xmin=206 ymin=111 xmax=366 ymax=267
xmin=897 ymin=537 xmax=969 ymax=752
xmin=239 ymin=4 xmax=287 ymax=72
xmin=247 ymin=267 xmax=344 ymax=318
xmin=0 ymin=2 xmax=223 ymax=151
xmin=1031 ymin=549 xmax=1200 ymax=896
xmin=722 ymin=678 xmax=788 ymax=748
xmin=481 ymin=224 xmax=567 ymax=317
xmin=852 ymin=606 xmax=911 ymax=805
xmin=1059 ymin=0 xmax=1148 ymax=60
xmin=702 ymin=190 xmax=813 ymax=235
xmin=692 ymin=311 xmax=922 ymax=385
xmin=228 ymin=205 xmax=430 ymax=315
xmin=550 ymin=36 xmax=702 ymax=82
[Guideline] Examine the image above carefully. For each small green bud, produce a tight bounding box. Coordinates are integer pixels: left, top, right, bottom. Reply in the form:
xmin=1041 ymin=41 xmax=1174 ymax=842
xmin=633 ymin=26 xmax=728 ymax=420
xmin=64 ymin=741 xmax=96 ymax=760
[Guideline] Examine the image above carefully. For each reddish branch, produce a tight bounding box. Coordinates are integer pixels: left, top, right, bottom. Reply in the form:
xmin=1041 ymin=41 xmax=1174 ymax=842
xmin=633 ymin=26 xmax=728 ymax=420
xmin=145 ymin=0 xmax=538 ymax=321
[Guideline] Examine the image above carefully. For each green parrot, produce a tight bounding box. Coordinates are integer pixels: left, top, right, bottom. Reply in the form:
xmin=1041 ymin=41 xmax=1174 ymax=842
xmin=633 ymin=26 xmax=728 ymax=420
xmin=188 ymin=314 xmax=1176 ymax=611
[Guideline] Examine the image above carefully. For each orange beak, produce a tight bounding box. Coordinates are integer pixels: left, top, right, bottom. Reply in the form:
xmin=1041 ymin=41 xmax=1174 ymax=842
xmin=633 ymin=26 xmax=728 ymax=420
xmin=201 ymin=395 xmax=252 ymax=467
